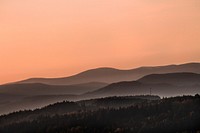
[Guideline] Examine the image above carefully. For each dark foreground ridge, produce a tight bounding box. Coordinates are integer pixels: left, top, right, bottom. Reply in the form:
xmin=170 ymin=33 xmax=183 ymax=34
xmin=0 ymin=95 xmax=199 ymax=133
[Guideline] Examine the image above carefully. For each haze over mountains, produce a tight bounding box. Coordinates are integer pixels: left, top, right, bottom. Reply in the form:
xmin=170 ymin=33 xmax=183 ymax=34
xmin=138 ymin=72 xmax=200 ymax=86
xmin=17 ymin=62 xmax=200 ymax=85
xmin=0 ymin=62 xmax=200 ymax=115
xmin=0 ymin=82 xmax=107 ymax=96
xmin=87 ymin=72 xmax=200 ymax=98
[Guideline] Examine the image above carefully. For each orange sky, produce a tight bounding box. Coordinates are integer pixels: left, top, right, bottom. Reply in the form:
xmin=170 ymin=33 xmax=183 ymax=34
xmin=0 ymin=0 xmax=200 ymax=84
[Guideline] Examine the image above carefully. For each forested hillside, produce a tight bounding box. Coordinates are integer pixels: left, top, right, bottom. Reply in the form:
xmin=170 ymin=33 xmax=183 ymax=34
xmin=0 ymin=95 xmax=199 ymax=133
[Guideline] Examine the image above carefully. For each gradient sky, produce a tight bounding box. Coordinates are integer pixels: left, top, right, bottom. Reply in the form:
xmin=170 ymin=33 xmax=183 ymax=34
xmin=0 ymin=0 xmax=200 ymax=84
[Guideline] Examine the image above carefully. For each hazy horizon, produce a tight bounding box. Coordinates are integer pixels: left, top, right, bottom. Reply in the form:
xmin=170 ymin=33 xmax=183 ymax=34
xmin=1 ymin=61 xmax=200 ymax=85
xmin=1 ymin=0 xmax=200 ymax=84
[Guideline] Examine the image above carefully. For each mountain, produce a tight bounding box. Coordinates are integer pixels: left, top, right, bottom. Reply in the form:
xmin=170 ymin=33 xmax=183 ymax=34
xmin=1 ymin=72 xmax=200 ymax=115
xmin=85 ymin=73 xmax=200 ymax=98
xmin=16 ymin=62 xmax=200 ymax=85
xmin=0 ymin=82 xmax=107 ymax=96
xmin=0 ymin=95 xmax=160 ymax=125
xmin=85 ymin=81 xmax=177 ymax=98
xmin=1 ymin=63 xmax=200 ymax=115
xmin=138 ymin=72 xmax=200 ymax=86
xmin=0 ymin=95 xmax=199 ymax=133
xmin=0 ymin=82 xmax=107 ymax=115
xmin=0 ymin=94 xmax=78 ymax=115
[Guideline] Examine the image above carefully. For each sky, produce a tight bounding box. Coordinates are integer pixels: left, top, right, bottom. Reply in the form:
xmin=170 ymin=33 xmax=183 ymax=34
xmin=0 ymin=0 xmax=200 ymax=84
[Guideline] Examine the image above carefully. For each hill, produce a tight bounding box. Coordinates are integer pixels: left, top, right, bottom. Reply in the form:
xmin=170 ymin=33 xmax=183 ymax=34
xmin=0 ymin=82 xmax=107 ymax=115
xmin=16 ymin=62 xmax=200 ymax=85
xmin=0 ymin=95 xmax=199 ymax=133
xmin=0 ymin=82 xmax=107 ymax=95
xmin=1 ymin=72 xmax=200 ymax=115
xmin=138 ymin=72 xmax=200 ymax=86
xmin=85 ymin=73 xmax=200 ymax=98
xmin=0 ymin=95 xmax=160 ymax=123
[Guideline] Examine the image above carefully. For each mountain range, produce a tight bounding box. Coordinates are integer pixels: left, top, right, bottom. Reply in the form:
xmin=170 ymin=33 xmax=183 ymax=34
xmin=0 ymin=62 xmax=200 ymax=115
xmin=16 ymin=62 xmax=200 ymax=85
xmin=84 ymin=72 xmax=200 ymax=98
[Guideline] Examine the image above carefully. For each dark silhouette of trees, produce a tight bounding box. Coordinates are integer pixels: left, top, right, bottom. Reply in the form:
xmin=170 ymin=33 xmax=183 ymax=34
xmin=0 ymin=95 xmax=199 ymax=133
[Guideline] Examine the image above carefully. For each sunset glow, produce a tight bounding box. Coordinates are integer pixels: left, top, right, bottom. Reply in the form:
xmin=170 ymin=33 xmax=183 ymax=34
xmin=0 ymin=0 xmax=200 ymax=84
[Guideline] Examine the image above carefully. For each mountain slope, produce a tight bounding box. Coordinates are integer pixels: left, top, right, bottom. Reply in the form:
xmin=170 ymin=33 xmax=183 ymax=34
xmin=0 ymin=72 xmax=200 ymax=115
xmin=0 ymin=82 xmax=107 ymax=115
xmin=0 ymin=95 xmax=199 ymax=133
xmin=0 ymin=95 xmax=160 ymax=124
xmin=138 ymin=72 xmax=200 ymax=86
xmin=85 ymin=72 xmax=200 ymax=98
xmin=0 ymin=82 xmax=107 ymax=96
xmin=17 ymin=62 xmax=200 ymax=85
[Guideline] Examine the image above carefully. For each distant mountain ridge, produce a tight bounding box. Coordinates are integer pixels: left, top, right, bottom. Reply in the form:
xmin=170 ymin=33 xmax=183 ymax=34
xmin=85 ymin=72 xmax=200 ymax=98
xmin=0 ymin=72 xmax=200 ymax=115
xmin=0 ymin=82 xmax=108 ymax=95
xmin=138 ymin=72 xmax=200 ymax=86
xmin=0 ymin=62 xmax=200 ymax=115
xmin=16 ymin=62 xmax=200 ymax=85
